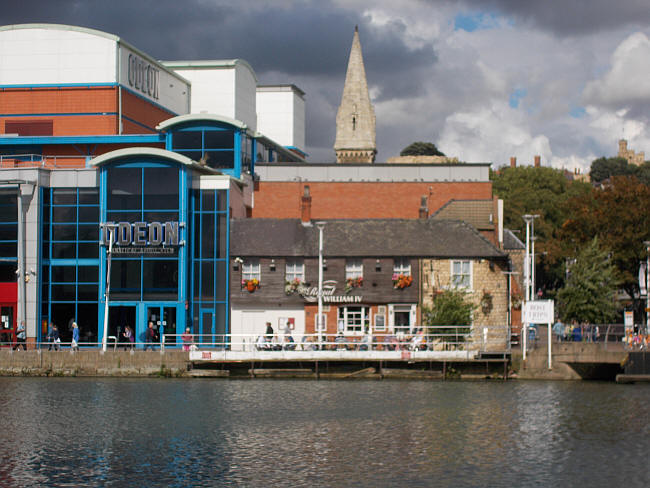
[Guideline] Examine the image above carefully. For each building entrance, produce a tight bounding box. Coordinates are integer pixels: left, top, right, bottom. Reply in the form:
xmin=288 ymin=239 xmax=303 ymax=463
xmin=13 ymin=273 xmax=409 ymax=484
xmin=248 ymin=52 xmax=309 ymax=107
xmin=108 ymin=305 xmax=136 ymax=348
xmin=146 ymin=305 xmax=177 ymax=346
xmin=0 ymin=303 xmax=15 ymax=347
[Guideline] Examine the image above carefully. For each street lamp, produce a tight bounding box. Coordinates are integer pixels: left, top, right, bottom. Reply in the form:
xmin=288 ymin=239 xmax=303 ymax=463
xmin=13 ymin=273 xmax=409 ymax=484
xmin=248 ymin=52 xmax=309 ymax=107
xmin=316 ymin=221 xmax=326 ymax=349
xmin=502 ymin=270 xmax=519 ymax=352
xmin=644 ymin=241 xmax=650 ymax=334
xmin=102 ymin=224 xmax=117 ymax=352
xmin=521 ymin=214 xmax=539 ymax=360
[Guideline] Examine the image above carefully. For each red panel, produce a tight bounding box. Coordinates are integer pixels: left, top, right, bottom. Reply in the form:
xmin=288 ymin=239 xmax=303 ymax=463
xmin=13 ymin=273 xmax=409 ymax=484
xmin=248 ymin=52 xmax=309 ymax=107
xmin=0 ymin=282 xmax=17 ymax=302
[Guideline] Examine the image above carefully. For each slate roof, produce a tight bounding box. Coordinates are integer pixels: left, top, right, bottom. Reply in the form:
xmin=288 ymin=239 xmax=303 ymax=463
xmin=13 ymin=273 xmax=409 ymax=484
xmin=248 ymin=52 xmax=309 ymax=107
xmin=430 ymin=199 xmax=494 ymax=230
xmin=230 ymin=218 xmax=507 ymax=259
xmin=503 ymin=228 xmax=525 ymax=250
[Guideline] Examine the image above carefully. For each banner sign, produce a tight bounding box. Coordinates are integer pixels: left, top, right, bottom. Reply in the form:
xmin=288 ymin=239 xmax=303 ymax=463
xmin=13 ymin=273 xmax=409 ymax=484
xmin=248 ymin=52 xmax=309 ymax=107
xmin=524 ymin=300 xmax=554 ymax=324
xmin=290 ymin=280 xmax=363 ymax=303
xmin=101 ymin=221 xmax=181 ymax=255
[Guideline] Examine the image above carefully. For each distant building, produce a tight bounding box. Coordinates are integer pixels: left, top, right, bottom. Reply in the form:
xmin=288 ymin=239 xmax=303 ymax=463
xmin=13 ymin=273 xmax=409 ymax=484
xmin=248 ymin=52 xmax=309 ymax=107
xmin=334 ymin=27 xmax=376 ymax=163
xmin=618 ymin=139 xmax=645 ymax=166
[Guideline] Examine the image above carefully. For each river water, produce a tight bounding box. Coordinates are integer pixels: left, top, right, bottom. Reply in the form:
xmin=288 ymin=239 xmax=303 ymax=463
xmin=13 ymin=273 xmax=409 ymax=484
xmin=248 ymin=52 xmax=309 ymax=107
xmin=0 ymin=378 xmax=649 ymax=487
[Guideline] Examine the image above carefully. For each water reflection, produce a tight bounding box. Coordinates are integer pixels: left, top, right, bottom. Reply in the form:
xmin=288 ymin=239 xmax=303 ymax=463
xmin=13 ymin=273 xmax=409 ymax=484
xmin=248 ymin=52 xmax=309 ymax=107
xmin=0 ymin=379 xmax=649 ymax=486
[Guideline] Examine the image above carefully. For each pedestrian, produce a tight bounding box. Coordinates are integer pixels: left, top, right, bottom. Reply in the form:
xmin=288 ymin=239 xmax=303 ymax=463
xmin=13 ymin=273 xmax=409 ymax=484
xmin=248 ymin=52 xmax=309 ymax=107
xmin=553 ymin=319 xmax=564 ymax=343
xmin=144 ymin=321 xmax=156 ymax=350
xmin=122 ymin=325 xmax=134 ymax=350
xmin=265 ymin=321 xmax=274 ymax=340
xmin=47 ymin=321 xmax=54 ymax=350
xmin=158 ymin=322 xmax=164 ymax=346
xmin=71 ymin=322 xmax=80 ymax=351
xmin=51 ymin=324 xmax=60 ymax=351
xmin=181 ymin=327 xmax=193 ymax=351
xmin=13 ymin=321 xmax=26 ymax=350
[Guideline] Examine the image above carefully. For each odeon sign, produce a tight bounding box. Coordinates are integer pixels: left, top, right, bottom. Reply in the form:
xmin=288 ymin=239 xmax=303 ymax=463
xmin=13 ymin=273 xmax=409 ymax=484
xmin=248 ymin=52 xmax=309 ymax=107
xmin=127 ymin=53 xmax=160 ymax=100
xmin=101 ymin=221 xmax=181 ymax=255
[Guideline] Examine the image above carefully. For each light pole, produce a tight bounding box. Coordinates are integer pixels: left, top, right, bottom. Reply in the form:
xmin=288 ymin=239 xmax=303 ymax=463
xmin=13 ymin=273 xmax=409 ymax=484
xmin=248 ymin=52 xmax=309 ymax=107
xmin=522 ymin=214 xmax=539 ymax=360
xmin=502 ymin=270 xmax=519 ymax=352
xmin=102 ymin=224 xmax=117 ymax=352
xmin=644 ymin=241 xmax=650 ymax=334
xmin=316 ymin=221 xmax=326 ymax=350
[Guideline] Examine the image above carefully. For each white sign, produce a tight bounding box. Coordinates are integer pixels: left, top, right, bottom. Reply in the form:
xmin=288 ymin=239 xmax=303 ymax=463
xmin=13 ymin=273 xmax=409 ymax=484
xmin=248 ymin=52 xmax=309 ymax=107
xmin=524 ymin=300 xmax=554 ymax=324
xmin=624 ymin=311 xmax=634 ymax=329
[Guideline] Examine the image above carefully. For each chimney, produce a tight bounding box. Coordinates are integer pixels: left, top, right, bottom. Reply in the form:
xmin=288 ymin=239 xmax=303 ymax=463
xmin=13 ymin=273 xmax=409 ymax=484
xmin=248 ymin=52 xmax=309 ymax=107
xmin=534 ymin=155 xmax=541 ymax=167
xmin=300 ymin=185 xmax=312 ymax=225
xmin=419 ymin=196 xmax=428 ymax=219
xmin=510 ymin=157 xmax=516 ymax=168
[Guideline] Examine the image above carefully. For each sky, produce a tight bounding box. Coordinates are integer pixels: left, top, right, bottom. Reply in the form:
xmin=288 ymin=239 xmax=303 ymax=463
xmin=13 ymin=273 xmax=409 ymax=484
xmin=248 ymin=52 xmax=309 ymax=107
xmin=4 ymin=0 xmax=650 ymax=169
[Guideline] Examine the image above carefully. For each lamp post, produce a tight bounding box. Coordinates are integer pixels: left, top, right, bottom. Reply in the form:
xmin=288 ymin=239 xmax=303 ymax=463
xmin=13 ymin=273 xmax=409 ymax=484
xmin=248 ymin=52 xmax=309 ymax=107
xmin=644 ymin=241 xmax=650 ymax=334
xmin=502 ymin=270 xmax=519 ymax=352
xmin=102 ymin=224 xmax=117 ymax=352
xmin=316 ymin=221 xmax=326 ymax=350
xmin=522 ymin=214 xmax=539 ymax=360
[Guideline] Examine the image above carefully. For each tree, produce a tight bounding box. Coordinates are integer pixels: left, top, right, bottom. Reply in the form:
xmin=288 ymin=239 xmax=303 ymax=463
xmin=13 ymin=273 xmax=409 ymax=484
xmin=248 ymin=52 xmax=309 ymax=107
xmin=558 ymin=175 xmax=650 ymax=315
xmin=422 ymin=289 xmax=476 ymax=343
xmin=557 ymin=238 xmax=619 ymax=323
xmin=400 ymin=141 xmax=445 ymax=157
xmin=590 ymin=156 xmax=631 ymax=183
xmin=491 ymin=165 xmax=592 ymax=291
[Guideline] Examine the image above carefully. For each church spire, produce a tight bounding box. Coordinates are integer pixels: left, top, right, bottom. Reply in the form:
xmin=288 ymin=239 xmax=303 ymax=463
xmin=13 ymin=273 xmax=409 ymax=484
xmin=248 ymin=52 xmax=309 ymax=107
xmin=334 ymin=27 xmax=376 ymax=163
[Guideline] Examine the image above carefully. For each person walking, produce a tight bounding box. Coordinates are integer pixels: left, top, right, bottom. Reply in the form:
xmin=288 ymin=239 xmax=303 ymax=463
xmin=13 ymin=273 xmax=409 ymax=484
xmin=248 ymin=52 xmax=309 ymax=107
xmin=144 ymin=321 xmax=156 ymax=351
xmin=51 ymin=324 xmax=60 ymax=351
xmin=13 ymin=321 xmax=26 ymax=350
xmin=71 ymin=322 xmax=80 ymax=351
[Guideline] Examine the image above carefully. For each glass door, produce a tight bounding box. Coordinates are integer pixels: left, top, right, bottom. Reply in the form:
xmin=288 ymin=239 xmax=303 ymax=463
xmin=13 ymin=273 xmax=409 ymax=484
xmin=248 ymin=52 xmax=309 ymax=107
xmin=0 ymin=305 xmax=15 ymax=347
xmin=147 ymin=305 xmax=177 ymax=346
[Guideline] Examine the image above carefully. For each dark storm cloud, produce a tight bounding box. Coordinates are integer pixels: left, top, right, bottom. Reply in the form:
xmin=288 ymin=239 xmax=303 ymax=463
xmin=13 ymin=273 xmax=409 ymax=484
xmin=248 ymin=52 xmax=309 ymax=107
xmin=458 ymin=0 xmax=650 ymax=36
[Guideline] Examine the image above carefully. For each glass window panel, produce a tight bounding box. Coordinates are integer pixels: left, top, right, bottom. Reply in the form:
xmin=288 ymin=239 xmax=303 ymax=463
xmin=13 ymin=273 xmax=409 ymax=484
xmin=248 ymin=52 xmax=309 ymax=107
xmin=77 ymin=243 xmax=98 ymax=259
xmin=143 ymin=167 xmax=179 ymax=210
xmin=42 ymin=242 xmax=49 ymax=259
xmin=172 ymin=131 xmax=202 ymax=149
xmin=201 ymin=261 xmax=213 ymax=299
xmin=215 ymin=260 xmax=227 ymax=301
xmin=41 ymin=282 xmax=49 ymax=306
xmin=0 ymin=243 xmax=17 ymax=257
xmin=77 ymin=284 xmax=98 ymax=301
xmin=0 ymin=224 xmax=17 ymax=241
xmin=205 ymin=150 xmax=234 ymax=169
xmin=77 ymin=225 xmax=98 ymax=242
xmin=201 ymin=214 xmax=215 ymax=258
xmin=50 ymin=303 xmax=75 ymax=339
xmin=242 ymin=260 xmax=260 ymax=281
xmin=204 ymin=130 xmax=233 ymax=149
xmin=143 ymin=259 xmax=178 ymax=300
xmin=393 ymin=258 xmax=411 ymax=276
xmin=0 ymin=195 xmax=17 ymax=222
xmin=52 ymin=189 xmax=76 ymax=205
xmin=217 ymin=190 xmax=228 ymax=212
xmin=43 ymin=204 xmax=50 ymax=224
xmin=51 ymin=266 xmax=76 ymax=283
xmin=79 ymin=189 xmax=99 ymax=205
xmin=286 ymin=259 xmax=305 ymax=281
xmin=42 ymin=190 xmax=50 ymax=206
xmin=193 ymin=215 xmax=201 ymax=259
xmin=52 ymin=206 xmax=76 ymax=223
xmin=78 ymin=266 xmax=98 ymax=283
xmin=107 ymin=167 xmax=141 ymax=210
xmin=201 ymin=190 xmax=215 ymax=212
xmin=106 ymin=211 xmax=140 ymax=224
xmin=111 ymin=260 xmax=141 ymax=299
xmin=142 ymin=212 xmax=179 ymax=223
xmin=214 ymin=303 xmax=227 ymax=336
xmin=51 ymin=284 xmax=76 ymax=301
xmin=78 ymin=206 xmax=99 ymax=223
xmin=77 ymin=303 xmax=98 ymax=344
xmin=0 ymin=263 xmax=17 ymax=281
xmin=193 ymin=261 xmax=200 ymax=300
xmin=176 ymin=150 xmax=201 ymax=161
xmin=345 ymin=259 xmax=363 ymax=279
xmin=52 ymin=243 xmax=76 ymax=259
xmin=52 ymin=225 xmax=77 ymax=241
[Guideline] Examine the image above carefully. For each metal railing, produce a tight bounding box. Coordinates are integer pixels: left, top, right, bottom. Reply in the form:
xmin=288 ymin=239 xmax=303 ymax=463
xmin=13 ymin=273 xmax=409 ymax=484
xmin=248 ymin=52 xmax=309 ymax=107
xmin=0 ymin=154 xmax=88 ymax=169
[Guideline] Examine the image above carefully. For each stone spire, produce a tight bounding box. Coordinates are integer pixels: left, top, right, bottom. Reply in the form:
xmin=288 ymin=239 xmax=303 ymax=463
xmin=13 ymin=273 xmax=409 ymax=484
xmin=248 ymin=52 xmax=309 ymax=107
xmin=334 ymin=26 xmax=376 ymax=163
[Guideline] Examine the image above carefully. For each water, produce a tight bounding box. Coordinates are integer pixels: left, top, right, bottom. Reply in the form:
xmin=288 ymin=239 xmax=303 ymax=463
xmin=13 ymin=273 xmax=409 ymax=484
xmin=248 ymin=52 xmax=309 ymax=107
xmin=0 ymin=378 xmax=649 ymax=487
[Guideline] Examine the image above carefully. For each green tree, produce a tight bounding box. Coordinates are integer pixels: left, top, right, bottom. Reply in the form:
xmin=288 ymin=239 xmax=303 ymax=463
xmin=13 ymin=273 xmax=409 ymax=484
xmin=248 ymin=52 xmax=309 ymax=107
xmin=590 ymin=156 xmax=631 ymax=183
xmin=400 ymin=141 xmax=445 ymax=157
xmin=491 ymin=165 xmax=591 ymax=291
xmin=557 ymin=238 xmax=619 ymax=323
xmin=558 ymin=175 xmax=650 ymax=309
xmin=422 ymin=289 xmax=476 ymax=342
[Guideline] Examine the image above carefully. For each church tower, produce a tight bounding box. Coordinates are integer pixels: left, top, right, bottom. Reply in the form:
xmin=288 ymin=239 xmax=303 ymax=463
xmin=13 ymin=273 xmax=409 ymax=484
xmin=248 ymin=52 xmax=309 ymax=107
xmin=334 ymin=26 xmax=376 ymax=163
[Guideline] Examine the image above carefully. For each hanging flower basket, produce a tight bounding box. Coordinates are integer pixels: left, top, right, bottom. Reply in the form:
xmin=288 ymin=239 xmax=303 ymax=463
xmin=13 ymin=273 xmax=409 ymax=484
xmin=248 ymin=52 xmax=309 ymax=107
xmin=285 ymin=278 xmax=302 ymax=295
xmin=392 ymin=273 xmax=413 ymax=289
xmin=480 ymin=290 xmax=493 ymax=315
xmin=242 ymin=278 xmax=260 ymax=292
xmin=345 ymin=277 xmax=363 ymax=293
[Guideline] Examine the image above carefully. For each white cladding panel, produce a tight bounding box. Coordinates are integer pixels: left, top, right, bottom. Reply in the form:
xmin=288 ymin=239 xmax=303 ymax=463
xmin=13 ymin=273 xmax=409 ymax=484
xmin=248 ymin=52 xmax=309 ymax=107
xmin=118 ymin=45 xmax=189 ymax=115
xmin=175 ymin=68 xmax=236 ymax=120
xmin=257 ymin=88 xmax=305 ymax=151
xmin=234 ymin=64 xmax=257 ymax=131
xmin=0 ymin=28 xmax=116 ymax=84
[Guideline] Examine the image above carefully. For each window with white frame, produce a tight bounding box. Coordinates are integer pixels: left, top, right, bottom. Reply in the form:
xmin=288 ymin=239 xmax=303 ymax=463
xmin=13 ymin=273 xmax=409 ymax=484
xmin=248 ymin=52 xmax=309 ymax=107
xmin=338 ymin=306 xmax=370 ymax=334
xmin=393 ymin=257 xmax=411 ymax=276
xmin=242 ymin=259 xmax=260 ymax=281
xmin=345 ymin=259 xmax=363 ymax=279
xmin=374 ymin=306 xmax=386 ymax=330
xmin=451 ymin=260 xmax=472 ymax=289
xmin=285 ymin=258 xmax=304 ymax=282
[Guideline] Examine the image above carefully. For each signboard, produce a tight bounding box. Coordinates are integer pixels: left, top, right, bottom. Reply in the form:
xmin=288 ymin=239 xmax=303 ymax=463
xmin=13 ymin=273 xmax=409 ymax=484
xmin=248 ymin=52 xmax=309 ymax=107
xmin=290 ymin=280 xmax=364 ymax=303
xmin=101 ymin=221 xmax=181 ymax=255
xmin=624 ymin=311 xmax=634 ymax=332
xmin=523 ymin=300 xmax=554 ymax=324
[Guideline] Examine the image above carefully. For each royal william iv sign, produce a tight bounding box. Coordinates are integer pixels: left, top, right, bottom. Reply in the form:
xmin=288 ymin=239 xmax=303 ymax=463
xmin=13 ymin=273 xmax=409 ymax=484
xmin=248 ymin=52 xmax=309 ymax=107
xmin=101 ymin=221 xmax=181 ymax=255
